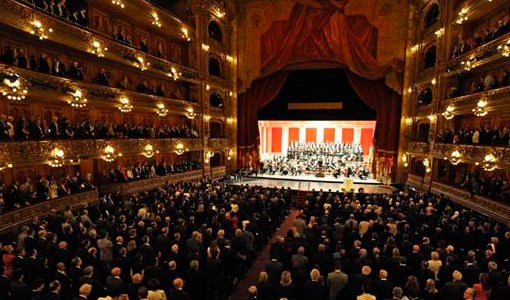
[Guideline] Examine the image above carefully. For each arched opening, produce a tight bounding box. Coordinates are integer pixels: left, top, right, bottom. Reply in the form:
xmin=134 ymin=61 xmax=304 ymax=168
xmin=418 ymin=88 xmax=433 ymax=105
xmin=417 ymin=122 xmax=430 ymax=142
xmin=424 ymin=3 xmax=440 ymax=28
xmin=210 ymin=152 xmax=223 ymax=167
xmin=208 ymin=56 xmax=222 ymax=77
xmin=208 ymin=21 xmax=223 ymax=42
xmin=210 ymin=120 xmax=224 ymax=138
xmin=209 ymin=92 xmax=224 ymax=108
xmin=424 ymin=46 xmax=437 ymax=69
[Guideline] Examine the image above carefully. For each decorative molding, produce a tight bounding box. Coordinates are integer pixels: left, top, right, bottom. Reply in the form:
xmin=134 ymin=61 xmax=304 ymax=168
xmin=0 ymin=189 xmax=98 ymax=233
xmin=432 ymin=143 xmax=510 ymax=169
xmin=406 ymin=142 xmax=429 ymax=156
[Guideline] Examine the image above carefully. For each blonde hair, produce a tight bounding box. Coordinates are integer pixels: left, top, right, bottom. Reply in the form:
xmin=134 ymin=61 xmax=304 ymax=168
xmin=280 ymin=271 xmax=292 ymax=286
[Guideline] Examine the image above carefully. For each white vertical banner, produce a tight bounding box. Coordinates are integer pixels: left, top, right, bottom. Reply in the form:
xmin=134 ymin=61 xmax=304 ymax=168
xmin=335 ymin=127 xmax=341 ymax=143
xmin=268 ymin=126 xmax=272 ymax=155
xmin=282 ymin=127 xmax=289 ymax=156
xmin=354 ymin=127 xmax=362 ymax=144
xmin=299 ymin=127 xmax=306 ymax=143
xmin=317 ymin=126 xmax=324 ymax=143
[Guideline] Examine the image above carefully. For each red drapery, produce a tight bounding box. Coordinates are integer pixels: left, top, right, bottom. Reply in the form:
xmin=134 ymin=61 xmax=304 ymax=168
xmin=238 ymin=1 xmax=401 ymax=174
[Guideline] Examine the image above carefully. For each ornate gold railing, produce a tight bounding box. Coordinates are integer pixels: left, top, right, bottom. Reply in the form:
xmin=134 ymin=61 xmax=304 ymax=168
xmin=406 ymin=174 xmax=426 ymax=190
xmin=0 ymin=189 xmax=98 ymax=233
xmin=432 ymin=143 xmax=510 ymax=169
xmin=210 ymin=166 xmax=226 ymax=178
xmin=406 ymin=142 xmax=429 ymax=156
xmin=99 ymin=169 xmax=203 ymax=196
xmin=440 ymin=85 xmax=510 ymax=116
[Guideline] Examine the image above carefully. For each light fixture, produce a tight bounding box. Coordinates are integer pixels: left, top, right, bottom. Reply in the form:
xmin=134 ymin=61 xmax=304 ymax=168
xmin=185 ymin=107 xmax=196 ymax=119
xmin=442 ymin=105 xmax=454 ymax=120
xmin=215 ymin=9 xmax=225 ymax=18
xmin=174 ymin=141 xmax=188 ymax=155
xmin=456 ymin=7 xmax=469 ymax=24
xmin=402 ymin=154 xmax=409 ymax=168
xmin=202 ymin=44 xmax=210 ymax=51
xmin=431 ymin=78 xmax=437 ymax=85
xmin=404 ymin=117 xmax=413 ymax=125
xmin=0 ymin=162 xmax=13 ymax=171
xmin=434 ymin=28 xmax=444 ymax=37
xmin=2 ymin=73 xmax=28 ymax=100
xmin=229 ymin=91 xmax=233 ymax=97
xmin=118 ymin=97 xmax=133 ymax=113
xmin=461 ymin=60 xmax=474 ymax=71
xmin=205 ymin=151 xmax=214 ymax=164
xmin=411 ymin=44 xmax=419 ymax=53
xmin=167 ymin=67 xmax=181 ymax=80
xmin=226 ymin=55 xmax=233 ymax=62
xmin=49 ymin=148 xmax=65 ymax=167
xmin=427 ymin=114 xmax=436 ymax=121
xmin=30 ymin=20 xmax=52 ymax=40
xmin=206 ymin=84 xmax=210 ymax=91
xmin=204 ymin=115 xmax=211 ymax=122
xmin=482 ymin=153 xmax=497 ymax=171
xmin=143 ymin=144 xmax=158 ymax=158
xmin=447 ymin=150 xmax=462 ymax=165
xmin=136 ymin=56 xmax=150 ymax=71
xmin=226 ymin=117 xmax=234 ymax=124
xmin=151 ymin=12 xmax=162 ymax=27
xmin=498 ymin=43 xmax=510 ymax=57
xmin=423 ymin=158 xmax=431 ymax=173
xmin=473 ymin=96 xmax=488 ymax=117
xmin=67 ymin=89 xmax=87 ymax=108
xmin=112 ymin=0 xmax=124 ymax=9
xmin=103 ymin=145 xmax=122 ymax=162
xmin=156 ymin=103 xmax=169 ymax=117
xmin=227 ymin=149 xmax=233 ymax=161
xmin=180 ymin=27 xmax=191 ymax=41
xmin=91 ymin=40 xmax=108 ymax=57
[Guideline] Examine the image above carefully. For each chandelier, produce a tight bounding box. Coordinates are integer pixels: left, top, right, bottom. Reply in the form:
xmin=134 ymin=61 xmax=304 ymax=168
xmin=143 ymin=144 xmax=158 ymax=158
xmin=151 ymin=12 xmax=162 ymax=27
xmin=456 ymin=7 xmax=468 ymax=24
xmin=112 ymin=0 xmax=124 ymax=9
xmin=185 ymin=107 xmax=196 ymax=119
xmin=67 ymin=89 xmax=87 ymax=108
xmin=118 ymin=97 xmax=133 ymax=113
xmin=91 ymin=40 xmax=108 ymax=57
xmin=2 ymin=73 xmax=28 ymax=100
xmin=174 ymin=141 xmax=188 ymax=155
xmin=49 ymin=148 xmax=65 ymax=167
xmin=156 ymin=103 xmax=169 ymax=117
xmin=498 ymin=41 xmax=510 ymax=57
xmin=0 ymin=162 xmax=13 ymax=171
xmin=402 ymin=153 xmax=409 ymax=167
xmin=180 ymin=27 xmax=191 ymax=41
xmin=422 ymin=158 xmax=431 ymax=173
xmin=446 ymin=150 xmax=462 ymax=165
xmin=442 ymin=105 xmax=455 ymax=120
xmin=103 ymin=145 xmax=122 ymax=162
xmin=167 ymin=67 xmax=181 ymax=80
xmin=473 ymin=97 xmax=488 ymax=117
xmin=482 ymin=153 xmax=497 ymax=171
xmin=30 ymin=20 xmax=52 ymax=40
xmin=136 ymin=56 xmax=150 ymax=71
xmin=205 ymin=151 xmax=214 ymax=164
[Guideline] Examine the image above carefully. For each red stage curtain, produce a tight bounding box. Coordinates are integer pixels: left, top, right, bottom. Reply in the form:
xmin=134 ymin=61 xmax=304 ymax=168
xmin=323 ymin=128 xmax=335 ymax=143
xmin=342 ymin=128 xmax=354 ymax=144
xmin=360 ymin=128 xmax=374 ymax=155
xmin=288 ymin=128 xmax=300 ymax=144
xmin=271 ymin=127 xmax=282 ymax=153
xmin=238 ymin=71 xmax=289 ymax=167
xmin=305 ymin=128 xmax=317 ymax=143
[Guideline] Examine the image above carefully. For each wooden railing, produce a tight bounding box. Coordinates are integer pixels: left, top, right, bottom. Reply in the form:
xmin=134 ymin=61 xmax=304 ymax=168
xmin=99 ymin=170 xmax=203 ymax=196
xmin=0 ymin=189 xmax=99 ymax=234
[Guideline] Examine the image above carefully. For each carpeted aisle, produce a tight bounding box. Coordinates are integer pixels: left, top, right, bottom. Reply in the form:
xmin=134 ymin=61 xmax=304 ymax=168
xmin=228 ymin=209 xmax=299 ymax=300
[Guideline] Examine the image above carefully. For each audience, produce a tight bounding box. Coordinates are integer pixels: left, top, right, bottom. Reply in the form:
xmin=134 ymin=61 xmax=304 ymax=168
xmin=105 ymin=160 xmax=202 ymax=183
xmin=436 ymin=125 xmax=510 ymax=147
xmin=456 ymin=171 xmax=510 ymax=203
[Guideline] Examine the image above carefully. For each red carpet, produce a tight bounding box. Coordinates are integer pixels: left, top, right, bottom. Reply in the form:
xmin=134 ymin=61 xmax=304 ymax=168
xmin=228 ymin=210 xmax=299 ymax=300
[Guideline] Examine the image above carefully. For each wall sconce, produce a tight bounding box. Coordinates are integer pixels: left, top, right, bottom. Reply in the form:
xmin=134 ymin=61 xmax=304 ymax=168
xmin=427 ymin=114 xmax=436 ymax=121
xmin=499 ymin=43 xmax=510 ymax=57
xmin=456 ymin=7 xmax=469 ymax=24
xmin=136 ymin=56 xmax=150 ymax=71
xmin=402 ymin=154 xmax=409 ymax=167
xmin=434 ymin=28 xmax=444 ymax=37
xmin=118 ymin=97 xmax=133 ymax=113
xmin=226 ymin=117 xmax=234 ymax=124
xmin=442 ymin=105 xmax=454 ymax=120
xmin=422 ymin=158 xmax=431 ymax=173
xmin=0 ymin=162 xmax=13 ymax=171
xmin=151 ymin=12 xmax=162 ymax=27
xmin=205 ymin=151 xmax=214 ymax=164
xmin=112 ymin=0 xmax=125 ymax=9
xmin=174 ymin=141 xmax=188 ymax=155
xmin=206 ymin=84 xmax=210 ymax=91
xmin=167 ymin=67 xmax=181 ymax=80
xmin=67 ymin=89 xmax=87 ymax=108
xmin=30 ymin=20 xmax=52 ymax=40
xmin=185 ymin=107 xmax=196 ymax=119
xmin=226 ymin=55 xmax=233 ymax=62
xmin=103 ymin=145 xmax=122 ymax=162
xmin=204 ymin=115 xmax=211 ymax=122
xmin=214 ymin=9 xmax=225 ymax=18
xmin=411 ymin=44 xmax=419 ymax=53
xmin=91 ymin=40 xmax=108 ymax=57
xmin=2 ymin=73 xmax=28 ymax=100
xmin=180 ymin=27 xmax=191 ymax=41
xmin=143 ymin=144 xmax=158 ymax=158
xmin=156 ymin=103 xmax=168 ymax=117
xmin=227 ymin=149 xmax=233 ymax=161
xmin=461 ymin=59 xmax=476 ymax=71
xmin=482 ymin=153 xmax=497 ymax=171
xmin=49 ymin=148 xmax=65 ymax=167
xmin=404 ymin=117 xmax=413 ymax=126
xmin=202 ymin=44 xmax=210 ymax=51
xmin=229 ymin=91 xmax=233 ymax=97
xmin=431 ymin=78 xmax=437 ymax=85
xmin=444 ymin=150 xmax=462 ymax=165
xmin=473 ymin=96 xmax=488 ymax=117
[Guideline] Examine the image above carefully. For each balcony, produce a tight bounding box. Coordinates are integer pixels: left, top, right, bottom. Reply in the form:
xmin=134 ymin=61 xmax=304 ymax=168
xmin=99 ymin=169 xmax=203 ymax=196
xmin=432 ymin=143 xmax=510 ymax=169
xmin=439 ymin=85 xmax=510 ymax=116
xmin=0 ymin=138 xmax=204 ymax=167
xmin=430 ymin=181 xmax=510 ymax=226
xmin=0 ymin=0 xmax=198 ymax=83
xmin=406 ymin=142 xmax=429 ymax=156
xmin=210 ymin=166 xmax=226 ymax=178
xmin=452 ymin=0 xmax=509 ymax=27
xmin=208 ymin=138 xmax=230 ymax=149
xmin=0 ymin=189 xmax=98 ymax=233
xmin=406 ymin=173 xmax=426 ymax=190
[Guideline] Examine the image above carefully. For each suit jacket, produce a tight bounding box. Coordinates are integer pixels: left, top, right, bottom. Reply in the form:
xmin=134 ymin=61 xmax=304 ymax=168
xmin=0 ymin=275 xmax=10 ymax=300
xmin=265 ymin=260 xmax=284 ymax=285
xmin=97 ymin=237 xmax=113 ymax=262
xmin=10 ymin=281 xmax=32 ymax=300
xmin=302 ymin=281 xmax=327 ymax=300
xmin=461 ymin=264 xmax=480 ymax=287
xmin=106 ymin=276 xmax=125 ymax=296
xmin=167 ymin=289 xmax=191 ymax=300
xmin=374 ymin=279 xmax=394 ymax=300
xmin=42 ymin=291 xmax=62 ymax=300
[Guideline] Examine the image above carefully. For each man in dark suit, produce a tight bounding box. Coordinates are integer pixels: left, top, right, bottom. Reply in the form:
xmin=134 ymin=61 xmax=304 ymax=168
xmin=302 ymin=269 xmax=328 ymax=300
xmin=10 ymin=269 xmax=31 ymax=300
xmin=51 ymin=57 xmax=66 ymax=77
xmin=167 ymin=278 xmax=191 ymax=300
xmin=48 ymin=116 xmax=60 ymax=138
xmin=24 ymin=249 xmax=44 ymax=286
xmin=184 ymin=260 xmax=206 ymax=300
xmin=68 ymin=61 xmax=84 ymax=80
xmin=42 ymin=280 xmax=61 ymax=300
xmin=0 ymin=267 xmax=11 ymax=300
xmin=106 ymin=267 xmax=125 ymax=297
xmin=56 ymin=262 xmax=71 ymax=300
xmin=440 ymin=271 xmax=468 ymax=300
xmin=265 ymin=253 xmax=284 ymax=286
xmin=73 ymin=283 xmax=91 ymax=300
xmin=407 ymin=245 xmax=423 ymax=271
xmin=374 ymin=269 xmax=394 ymax=300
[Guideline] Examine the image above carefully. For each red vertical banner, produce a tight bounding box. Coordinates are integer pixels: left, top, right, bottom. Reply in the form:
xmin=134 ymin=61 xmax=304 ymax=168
xmin=360 ymin=128 xmax=374 ymax=155
xmin=271 ymin=127 xmax=282 ymax=153
xmin=305 ymin=128 xmax=317 ymax=143
xmin=288 ymin=127 xmax=300 ymax=144
xmin=342 ymin=128 xmax=354 ymax=144
xmin=264 ymin=127 xmax=268 ymax=153
xmin=323 ymin=128 xmax=335 ymax=143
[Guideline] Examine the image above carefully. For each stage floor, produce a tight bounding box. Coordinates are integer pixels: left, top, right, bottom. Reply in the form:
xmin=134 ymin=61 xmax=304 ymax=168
xmin=251 ymin=174 xmax=381 ymax=184
xmin=231 ymin=177 xmax=395 ymax=194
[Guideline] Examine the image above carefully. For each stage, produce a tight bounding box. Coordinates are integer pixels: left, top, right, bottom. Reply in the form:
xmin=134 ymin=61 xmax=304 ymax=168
xmin=251 ymin=173 xmax=380 ymax=184
xmin=230 ymin=176 xmax=395 ymax=194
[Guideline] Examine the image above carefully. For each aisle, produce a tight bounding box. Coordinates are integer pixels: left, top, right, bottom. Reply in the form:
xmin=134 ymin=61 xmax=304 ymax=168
xmin=228 ymin=210 xmax=299 ymax=300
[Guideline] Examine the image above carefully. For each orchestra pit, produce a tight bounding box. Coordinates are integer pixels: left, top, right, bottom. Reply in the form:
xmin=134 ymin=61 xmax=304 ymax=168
xmin=1 ymin=1 xmax=510 ymax=300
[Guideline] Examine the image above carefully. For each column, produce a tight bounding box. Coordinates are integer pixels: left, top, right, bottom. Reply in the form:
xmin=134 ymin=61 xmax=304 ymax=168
xmin=317 ymin=127 xmax=324 ymax=143
xmin=282 ymin=127 xmax=289 ymax=156
xmin=354 ymin=127 xmax=362 ymax=144
xmin=334 ymin=127 xmax=342 ymax=143
xmin=299 ymin=127 xmax=306 ymax=143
